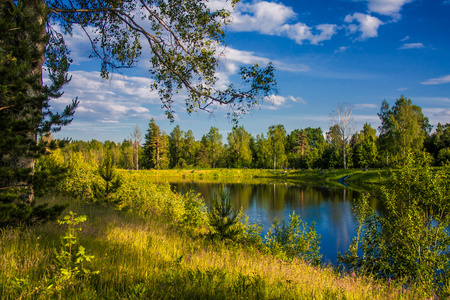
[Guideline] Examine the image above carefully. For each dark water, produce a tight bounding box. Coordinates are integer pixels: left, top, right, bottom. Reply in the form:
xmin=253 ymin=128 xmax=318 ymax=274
xmin=170 ymin=181 xmax=378 ymax=265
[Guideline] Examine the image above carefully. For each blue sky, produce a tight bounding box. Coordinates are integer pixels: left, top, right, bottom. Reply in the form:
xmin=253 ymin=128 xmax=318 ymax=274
xmin=51 ymin=0 xmax=450 ymax=143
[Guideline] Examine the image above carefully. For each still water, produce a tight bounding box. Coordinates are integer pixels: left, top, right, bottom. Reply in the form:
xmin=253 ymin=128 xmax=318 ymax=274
xmin=170 ymin=180 xmax=378 ymax=265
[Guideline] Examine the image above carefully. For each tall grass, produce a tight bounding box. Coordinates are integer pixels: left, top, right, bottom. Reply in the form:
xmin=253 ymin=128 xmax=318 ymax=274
xmin=1 ymin=196 xmax=426 ymax=299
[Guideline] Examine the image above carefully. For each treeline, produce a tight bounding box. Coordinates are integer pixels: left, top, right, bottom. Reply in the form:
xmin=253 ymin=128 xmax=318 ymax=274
xmin=60 ymin=96 xmax=450 ymax=169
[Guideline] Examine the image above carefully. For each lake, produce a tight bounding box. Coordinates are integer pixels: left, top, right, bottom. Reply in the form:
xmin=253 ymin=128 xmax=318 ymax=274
xmin=168 ymin=180 xmax=379 ymax=265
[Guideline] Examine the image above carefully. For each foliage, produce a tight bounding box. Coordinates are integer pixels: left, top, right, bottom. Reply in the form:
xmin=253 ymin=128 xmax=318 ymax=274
xmin=53 ymin=211 xmax=98 ymax=292
xmin=3 ymin=211 xmax=98 ymax=299
xmin=265 ymin=212 xmax=322 ymax=265
xmin=227 ymin=126 xmax=253 ymax=168
xmin=0 ymin=200 xmax=419 ymax=299
xmin=93 ymin=152 xmax=122 ymax=205
xmin=0 ymin=0 xmax=77 ymax=226
xmin=267 ymin=124 xmax=287 ymax=169
xmin=207 ymin=187 xmax=242 ymax=241
xmin=352 ymin=123 xmax=378 ymax=168
xmin=338 ymin=152 xmax=450 ymax=298
xmin=377 ymin=96 xmax=431 ymax=167
xmin=142 ymin=118 xmax=169 ymax=170
xmin=178 ymin=190 xmax=208 ymax=235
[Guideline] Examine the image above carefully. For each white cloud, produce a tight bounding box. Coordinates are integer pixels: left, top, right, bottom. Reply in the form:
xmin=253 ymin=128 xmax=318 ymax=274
xmin=231 ymin=1 xmax=296 ymax=34
xmin=353 ymin=103 xmax=378 ymax=109
xmin=288 ymin=96 xmax=307 ymax=105
xmin=421 ymin=75 xmax=450 ymax=85
xmin=262 ymin=94 xmax=306 ymax=110
xmin=218 ymin=46 xmax=310 ymax=72
xmin=229 ymin=1 xmax=338 ymax=45
xmin=334 ymin=46 xmax=350 ymax=54
xmin=365 ymin=0 xmax=413 ymax=18
xmin=398 ymin=87 xmax=408 ymax=91
xmin=49 ymin=70 xmax=159 ymax=124
xmin=345 ymin=13 xmax=384 ymax=40
xmin=422 ymin=108 xmax=450 ymax=125
xmin=266 ymin=95 xmax=286 ymax=108
xmin=400 ymin=36 xmax=410 ymax=42
xmin=444 ymin=0 xmax=450 ymax=5
xmin=398 ymin=42 xmax=425 ymax=49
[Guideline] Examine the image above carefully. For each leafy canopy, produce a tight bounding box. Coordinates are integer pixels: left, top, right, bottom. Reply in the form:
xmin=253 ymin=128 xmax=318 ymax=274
xmin=46 ymin=0 xmax=277 ymax=121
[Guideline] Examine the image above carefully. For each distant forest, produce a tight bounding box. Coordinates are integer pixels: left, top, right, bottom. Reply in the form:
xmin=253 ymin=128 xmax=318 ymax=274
xmin=58 ymin=97 xmax=450 ymax=170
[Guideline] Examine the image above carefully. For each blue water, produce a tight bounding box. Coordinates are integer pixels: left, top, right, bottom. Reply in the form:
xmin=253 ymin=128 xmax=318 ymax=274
xmin=169 ymin=181 xmax=378 ymax=265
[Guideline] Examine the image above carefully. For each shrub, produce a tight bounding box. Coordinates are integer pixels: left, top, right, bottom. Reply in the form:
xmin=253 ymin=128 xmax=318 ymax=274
xmin=207 ymin=187 xmax=241 ymax=241
xmin=265 ymin=211 xmax=322 ymax=265
xmin=338 ymin=151 xmax=450 ymax=298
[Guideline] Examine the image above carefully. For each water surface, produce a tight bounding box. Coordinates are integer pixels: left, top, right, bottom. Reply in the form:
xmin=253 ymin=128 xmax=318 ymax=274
xmin=170 ymin=180 xmax=377 ymax=264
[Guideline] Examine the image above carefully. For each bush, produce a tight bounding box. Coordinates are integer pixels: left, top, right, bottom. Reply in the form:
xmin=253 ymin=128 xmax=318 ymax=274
xmin=338 ymin=151 xmax=450 ymax=298
xmin=265 ymin=211 xmax=322 ymax=265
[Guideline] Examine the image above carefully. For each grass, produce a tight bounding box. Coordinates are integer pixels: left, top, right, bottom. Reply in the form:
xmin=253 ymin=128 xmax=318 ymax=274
xmin=0 ymin=196 xmax=428 ymax=299
xmin=132 ymin=168 xmax=386 ymax=187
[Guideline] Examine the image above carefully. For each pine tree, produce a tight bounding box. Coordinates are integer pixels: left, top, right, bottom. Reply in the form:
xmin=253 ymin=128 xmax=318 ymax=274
xmin=142 ymin=119 xmax=169 ymax=169
xmin=0 ymin=1 xmax=77 ymax=227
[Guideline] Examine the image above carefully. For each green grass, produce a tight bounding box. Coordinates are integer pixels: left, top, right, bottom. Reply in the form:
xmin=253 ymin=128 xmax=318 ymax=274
xmin=132 ymin=168 xmax=386 ymax=186
xmin=0 ymin=196 xmax=427 ymax=299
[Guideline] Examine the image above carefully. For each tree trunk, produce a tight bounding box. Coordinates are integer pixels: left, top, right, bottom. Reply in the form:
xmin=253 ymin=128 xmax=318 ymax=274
xmin=342 ymin=138 xmax=347 ymax=169
xmin=1 ymin=0 xmax=47 ymax=205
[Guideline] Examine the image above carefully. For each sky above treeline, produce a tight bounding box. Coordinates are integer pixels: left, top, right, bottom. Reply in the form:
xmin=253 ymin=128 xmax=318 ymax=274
xmin=51 ymin=0 xmax=450 ymax=143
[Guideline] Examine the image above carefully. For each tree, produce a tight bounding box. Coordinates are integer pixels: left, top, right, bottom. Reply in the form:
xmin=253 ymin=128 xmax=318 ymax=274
xmin=204 ymin=127 xmax=223 ymax=168
xmin=129 ymin=125 xmax=142 ymax=170
xmin=0 ymin=2 xmax=77 ymax=226
xmin=304 ymin=127 xmax=327 ymax=169
xmin=330 ymin=104 xmax=353 ymax=169
xmin=168 ymin=125 xmax=185 ymax=168
xmin=1 ymin=0 xmax=276 ymax=222
xmin=267 ymin=125 xmax=287 ymax=170
xmin=378 ymin=96 xmax=431 ymax=166
xmin=325 ymin=124 xmax=343 ymax=168
xmin=226 ymin=126 xmax=252 ymax=168
xmin=254 ymin=133 xmax=271 ymax=168
xmin=338 ymin=153 xmax=450 ymax=297
xmin=142 ymin=118 xmax=168 ymax=169
xmin=353 ymin=123 xmax=378 ymax=168
xmin=425 ymin=123 xmax=450 ymax=165
xmin=182 ymin=130 xmax=198 ymax=167
xmin=286 ymin=129 xmax=309 ymax=169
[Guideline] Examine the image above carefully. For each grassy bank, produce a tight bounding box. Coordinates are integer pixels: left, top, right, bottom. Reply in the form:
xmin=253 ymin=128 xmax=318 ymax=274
xmin=134 ymin=168 xmax=386 ymax=185
xmin=1 ymin=196 xmax=422 ymax=299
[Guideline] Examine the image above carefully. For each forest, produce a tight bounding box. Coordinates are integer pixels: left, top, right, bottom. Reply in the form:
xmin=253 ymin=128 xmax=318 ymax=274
xmin=62 ymin=96 xmax=450 ymax=171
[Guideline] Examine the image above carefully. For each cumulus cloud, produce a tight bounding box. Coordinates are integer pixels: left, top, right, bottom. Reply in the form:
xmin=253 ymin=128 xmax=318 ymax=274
xmin=47 ymin=71 xmax=159 ymax=124
xmin=218 ymin=46 xmax=310 ymax=72
xmin=231 ymin=1 xmax=296 ymax=34
xmin=398 ymin=42 xmax=425 ymax=49
xmin=365 ymin=0 xmax=413 ymax=18
xmin=421 ymin=75 xmax=450 ymax=85
xmin=345 ymin=13 xmax=384 ymax=40
xmin=263 ymin=94 xmax=306 ymax=110
xmin=229 ymin=1 xmax=338 ymax=45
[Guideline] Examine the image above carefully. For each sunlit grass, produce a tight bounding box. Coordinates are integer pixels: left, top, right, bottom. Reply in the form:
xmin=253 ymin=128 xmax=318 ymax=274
xmin=0 ymin=196 xmax=427 ymax=299
xmin=131 ymin=168 xmax=386 ymax=186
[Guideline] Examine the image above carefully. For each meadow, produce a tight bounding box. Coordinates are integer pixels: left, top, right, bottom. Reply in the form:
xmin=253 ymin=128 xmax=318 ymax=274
xmin=1 ymin=195 xmax=420 ymax=300
xmin=1 ymin=150 xmax=446 ymax=299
